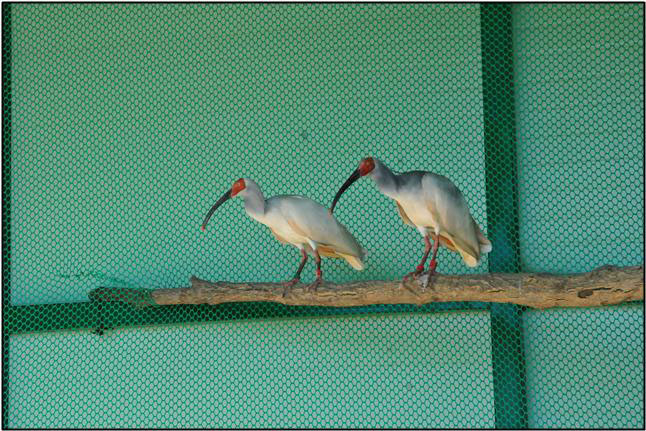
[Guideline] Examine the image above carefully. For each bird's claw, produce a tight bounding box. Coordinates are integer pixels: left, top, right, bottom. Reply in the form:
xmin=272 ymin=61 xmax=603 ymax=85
xmin=282 ymin=278 xmax=300 ymax=287
xmin=401 ymin=268 xmax=437 ymax=291
xmin=402 ymin=269 xmax=423 ymax=283
xmin=308 ymin=278 xmax=322 ymax=292
xmin=419 ymin=270 xmax=437 ymax=291
xmin=281 ymin=278 xmax=300 ymax=297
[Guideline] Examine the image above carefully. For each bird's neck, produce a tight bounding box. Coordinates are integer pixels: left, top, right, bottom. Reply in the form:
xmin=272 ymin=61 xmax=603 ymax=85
xmin=373 ymin=163 xmax=399 ymax=198
xmin=242 ymin=189 xmax=267 ymax=222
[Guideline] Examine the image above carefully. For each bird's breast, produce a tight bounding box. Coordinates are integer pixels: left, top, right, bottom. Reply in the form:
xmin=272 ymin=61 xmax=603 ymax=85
xmin=396 ymin=196 xmax=437 ymax=229
xmin=262 ymin=214 xmax=309 ymax=246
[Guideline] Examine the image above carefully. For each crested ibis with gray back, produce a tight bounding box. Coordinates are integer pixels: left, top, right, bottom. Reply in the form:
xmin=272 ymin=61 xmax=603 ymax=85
xmin=330 ymin=158 xmax=491 ymax=288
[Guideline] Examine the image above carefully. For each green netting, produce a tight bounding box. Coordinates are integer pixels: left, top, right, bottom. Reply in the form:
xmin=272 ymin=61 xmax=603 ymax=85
xmin=8 ymin=313 xmax=496 ymax=428
xmin=2 ymin=3 xmax=644 ymax=429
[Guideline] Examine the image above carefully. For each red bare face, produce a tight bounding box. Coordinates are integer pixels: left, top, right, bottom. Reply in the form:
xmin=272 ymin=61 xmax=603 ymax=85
xmin=231 ymin=178 xmax=246 ymax=197
xmin=358 ymin=157 xmax=375 ymax=176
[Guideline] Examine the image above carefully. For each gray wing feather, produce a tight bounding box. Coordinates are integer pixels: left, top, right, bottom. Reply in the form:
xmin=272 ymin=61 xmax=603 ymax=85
xmin=421 ymin=174 xmax=481 ymax=260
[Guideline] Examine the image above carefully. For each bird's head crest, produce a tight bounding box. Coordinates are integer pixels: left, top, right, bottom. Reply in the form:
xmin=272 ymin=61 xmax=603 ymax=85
xmin=231 ymin=178 xmax=246 ymax=197
xmin=358 ymin=157 xmax=376 ymax=176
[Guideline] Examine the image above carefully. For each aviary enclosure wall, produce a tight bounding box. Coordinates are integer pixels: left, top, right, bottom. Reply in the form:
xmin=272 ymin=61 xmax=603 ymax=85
xmin=2 ymin=3 xmax=643 ymax=429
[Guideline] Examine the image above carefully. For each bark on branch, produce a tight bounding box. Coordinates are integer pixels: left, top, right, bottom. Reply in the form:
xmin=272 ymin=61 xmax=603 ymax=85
xmin=89 ymin=265 xmax=643 ymax=310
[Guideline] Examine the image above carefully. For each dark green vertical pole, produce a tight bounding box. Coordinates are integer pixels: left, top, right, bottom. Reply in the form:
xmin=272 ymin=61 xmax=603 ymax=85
xmin=480 ymin=4 xmax=528 ymax=429
xmin=2 ymin=3 xmax=12 ymax=428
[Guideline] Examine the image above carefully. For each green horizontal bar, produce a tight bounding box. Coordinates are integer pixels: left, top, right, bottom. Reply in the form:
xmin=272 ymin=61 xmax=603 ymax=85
xmin=4 ymin=300 xmax=491 ymax=336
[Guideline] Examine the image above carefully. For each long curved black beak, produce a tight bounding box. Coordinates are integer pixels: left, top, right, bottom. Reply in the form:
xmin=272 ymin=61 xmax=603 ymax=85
xmin=330 ymin=169 xmax=361 ymax=214
xmin=201 ymin=189 xmax=232 ymax=231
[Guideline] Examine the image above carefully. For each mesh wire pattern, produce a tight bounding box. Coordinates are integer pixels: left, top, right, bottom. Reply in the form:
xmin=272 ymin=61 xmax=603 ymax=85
xmin=2 ymin=3 xmax=644 ymax=429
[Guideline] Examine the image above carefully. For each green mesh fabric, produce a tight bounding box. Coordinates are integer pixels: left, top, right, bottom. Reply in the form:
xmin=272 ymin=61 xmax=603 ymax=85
xmin=8 ymin=313 xmax=496 ymax=428
xmin=2 ymin=3 xmax=644 ymax=429
xmin=514 ymin=4 xmax=644 ymax=273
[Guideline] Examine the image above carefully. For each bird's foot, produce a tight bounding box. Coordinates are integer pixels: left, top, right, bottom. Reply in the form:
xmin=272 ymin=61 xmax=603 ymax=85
xmin=281 ymin=278 xmax=300 ymax=297
xmin=420 ymin=266 xmax=438 ymax=291
xmin=402 ymin=271 xmax=420 ymax=282
xmin=422 ymin=257 xmax=437 ymax=292
xmin=402 ymin=264 xmax=426 ymax=283
xmin=307 ymin=278 xmax=322 ymax=292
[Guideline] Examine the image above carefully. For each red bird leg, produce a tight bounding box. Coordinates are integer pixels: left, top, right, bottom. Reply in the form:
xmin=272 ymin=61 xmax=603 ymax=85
xmin=423 ymin=236 xmax=441 ymax=290
xmin=403 ymin=235 xmax=432 ymax=281
xmin=282 ymin=249 xmax=308 ymax=297
xmin=308 ymin=250 xmax=323 ymax=292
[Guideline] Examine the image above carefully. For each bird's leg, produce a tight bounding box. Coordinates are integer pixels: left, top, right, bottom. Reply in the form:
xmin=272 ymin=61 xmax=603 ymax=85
xmin=282 ymin=249 xmax=308 ymax=297
xmin=308 ymin=250 xmax=323 ymax=292
xmin=423 ymin=236 xmax=441 ymax=290
xmin=403 ymin=235 xmax=432 ymax=282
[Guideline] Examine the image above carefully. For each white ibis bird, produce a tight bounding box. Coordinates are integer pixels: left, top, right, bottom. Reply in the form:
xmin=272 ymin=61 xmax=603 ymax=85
xmin=330 ymin=157 xmax=491 ymax=288
xmin=201 ymin=178 xmax=366 ymax=295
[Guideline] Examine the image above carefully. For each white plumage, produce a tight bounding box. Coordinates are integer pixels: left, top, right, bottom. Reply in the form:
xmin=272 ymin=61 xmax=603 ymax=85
xmin=260 ymin=195 xmax=366 ymax=270
xmin=391 ymin=171 xmax=492 ymax=267
xmin=202 ymin=178 xmax=365 ymax=293
xmin=331 ymin=157 xmax=491 ymax=285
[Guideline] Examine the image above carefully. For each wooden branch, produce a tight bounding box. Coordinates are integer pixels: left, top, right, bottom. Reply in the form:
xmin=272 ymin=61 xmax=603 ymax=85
xmin=89 ymin=265 xmax=643 ymax=310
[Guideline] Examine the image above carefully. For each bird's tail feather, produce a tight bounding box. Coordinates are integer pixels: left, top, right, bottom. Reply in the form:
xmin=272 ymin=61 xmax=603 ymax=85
xmin=340 ymin=253 xmax=365 ymax=270
xmin=473 ymin=220 xmax=492 ymax=254
xmin=460 ymin=252 xmax=479 ymax=268
xmin=478 ymin=233 xmax=492 ymax=254
xmin=441 ymin=231 xmax=480 ymax=268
